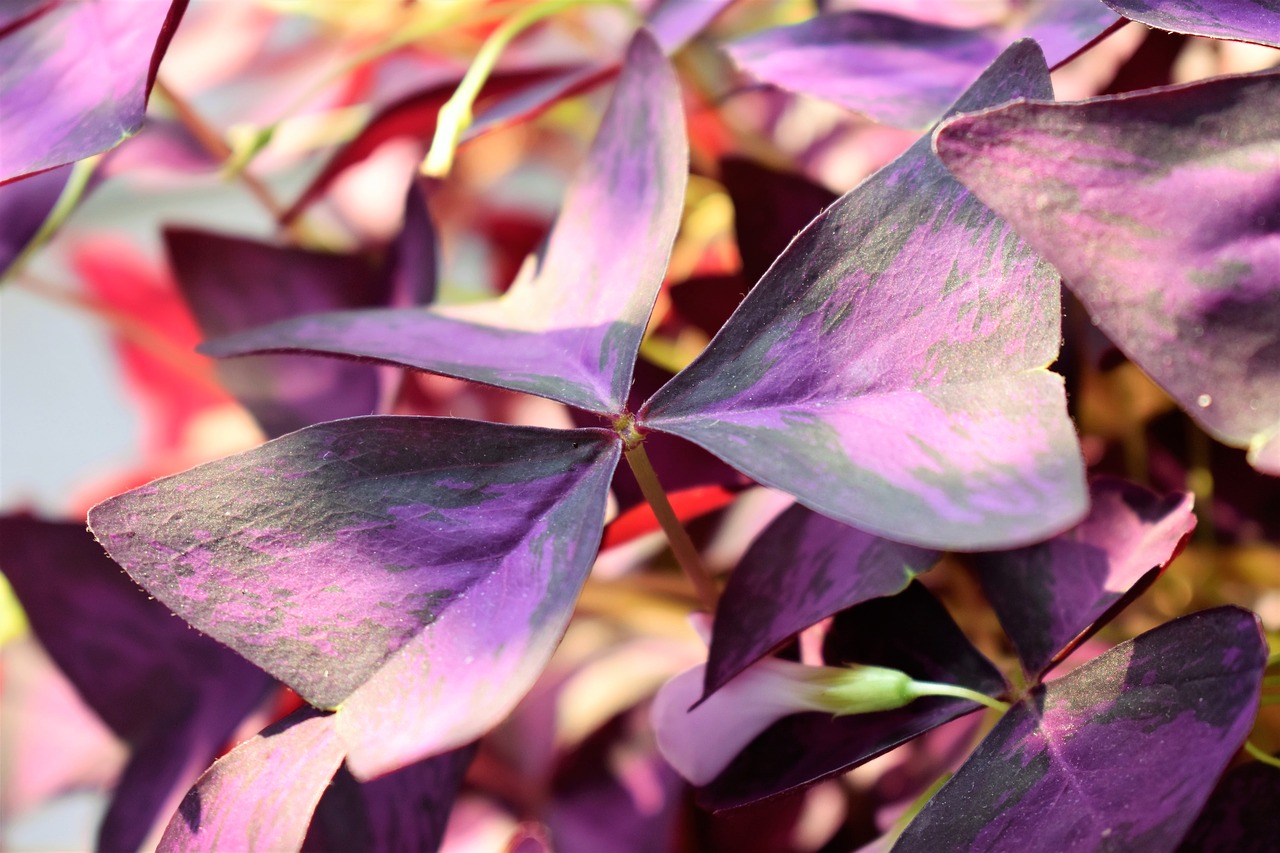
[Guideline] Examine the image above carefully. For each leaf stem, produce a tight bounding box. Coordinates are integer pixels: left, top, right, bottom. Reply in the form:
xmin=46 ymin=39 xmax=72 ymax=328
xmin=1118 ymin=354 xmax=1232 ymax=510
xmin=1245 ymin=740 xmax=1280 ymax=769
xmin=622 ymin=437 xmax=719 ymax=612
xmin=1 ymin=155 xmax=100 ymax=285
xmin=908 ymin=680 xmax=1011 ymax=713
xmin=422 ymin=0 xmax=636 ymax=178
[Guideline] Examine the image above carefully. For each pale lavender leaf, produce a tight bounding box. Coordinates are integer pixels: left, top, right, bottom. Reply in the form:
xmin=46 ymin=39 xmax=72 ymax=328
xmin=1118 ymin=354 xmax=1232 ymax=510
xmin=88 ymin=417 xmax=620 ymax=778
xmin=203 ymin=32 xmax=686 ymax=415
xmin=1103 ymin=0 xmax=1280 ymax=48
xmin=164 ymin=227 xmax=390 ymax=438
xmin=935 ymin=69 xmax=1280 ymax=474
xmin=974 ymin=477 xmax=1195 ymax=677
xmin=644 ymin=42 xmax=1087 ymax=550
xmin=0 ymin=516 xmax=273 ymax=851
xmin=726 ymin=3 xmax=1117 ymax=129
xmin=893 ymin=607 xmax=1268 ymax=851
xmin=645 ymin=0 xmax=735 ymax=52
xmin=705 ymin=504 xmax=940 ymax=700
xmin=161 ymin=709 xmax=345 ymax=853
xmin=700 ymin=583 xmax=1007 ymax=809
xmin=0 ymin=0 xmax=188 ymax=183
xmin=303 ymin=745 xmax=476 ymax=852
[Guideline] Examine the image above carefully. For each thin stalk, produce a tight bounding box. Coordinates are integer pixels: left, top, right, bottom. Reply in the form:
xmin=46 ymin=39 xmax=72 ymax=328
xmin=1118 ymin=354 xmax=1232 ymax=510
xmin=909 ymin=680 xmax=1011 ymax=713
xmin=623 ymin=441 xmax=719 ymax=612
xmin=1245 ymin=740 xmax=1280 ymax=769
xmin=422 ymin=0 xmax=635 ymax=177
xmin=2 ymin=154 xmax=100 ymax=285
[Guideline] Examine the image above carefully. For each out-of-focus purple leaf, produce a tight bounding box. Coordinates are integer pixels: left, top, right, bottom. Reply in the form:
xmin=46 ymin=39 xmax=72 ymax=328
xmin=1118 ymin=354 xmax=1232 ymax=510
xmin=0 ymin=163 xmax=70 ymax=276
xmin=643 ymin=42 xmax=1087 ymax=550
xmin=303 ymin=744 xmax=476 ymax=852
xmin=160 ymin=709 xmax=345 ymax=852
xmin=384 ymin=177 xmax=438 ymax=308
xmin=1179 ymin=758 xmax=1280 ymax=851
xmin=0 ymin=0 xmax=188 ymax=183
xmin=704 ymin=504 xmax=940 ymax=700
xmin=726 ymin=3 xmax=1117 ymax=129
xmin=1103 ymin=0 xmax=1280 ymax=48
xmin=98 ymin=117 xmax=216 ymax=179
xmin=973 ymin=477 xmax=1195 ymax=678
xmin=893 ymin=606 xmax=1267 ymax=851
xmin=935 ymin=69 xmax=1280 ymax=475
xmin=0 ymin=516 xmax=273 ymax=851
xmin=700 ymin=583 xmax=1007 ymax=810
xmin=164 ymin=227 xmax=390 ymax=438
xmin=89 ymin=417 xmax=620 ymax=778
xmin=645 ymin=0 xmax=735 ymax=52
xmin=205 ymin=33 xmax=685 ymax=415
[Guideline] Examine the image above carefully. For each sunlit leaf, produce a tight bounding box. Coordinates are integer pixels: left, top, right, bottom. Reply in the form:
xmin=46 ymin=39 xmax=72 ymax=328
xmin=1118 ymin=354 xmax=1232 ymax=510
xmin=89 ymin=417 xmax=620 ymax=778
xmin=705 ymin=504 xmax=940 ymax=700
xmin=935 ymin=69 xmax=1280 ymax=474
xmin=643 ymin=41 xmax=1087 ymax=550
xmin=973 ymin=477 xmax=1195 ymax=677
xmin=726 ymin=2 xmax=1116 ymax=129
xmin=206 ymin=33 xmax=685 ymax=415
xmin=0 ymin=0 xmax=188 ymax=183
xmin=894 ymin=607 xmax=1268 ymax=851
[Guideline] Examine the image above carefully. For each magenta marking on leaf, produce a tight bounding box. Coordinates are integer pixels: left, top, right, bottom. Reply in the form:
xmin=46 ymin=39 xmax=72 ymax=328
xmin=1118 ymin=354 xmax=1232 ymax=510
xmin=0 ymin=0 xmax=188 ymax=183
xmin=1103 ymin=0 xmax=1280 ymax=47
xmin=973 ymin=477 xmax=1196 ymax=678
xmin=726 ymin=2 xmax=1117 ymax=129
xmin=643 ymin=41 xmax=1087 ymax=550
xmin=203 ymin=32 xmax=686 ymax=416
xmin=894 ymin=607 xmax=1268 ymax=851
xmin=935 ymin=68 xmax=1280 ymax=475
xmin=704 ymin=504 xmax=940 ymax=702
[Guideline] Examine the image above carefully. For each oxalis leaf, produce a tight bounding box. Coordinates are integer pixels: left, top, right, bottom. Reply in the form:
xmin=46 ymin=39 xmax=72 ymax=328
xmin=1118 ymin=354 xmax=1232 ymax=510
xmin=934 ymin=68 xmax=1280 ymax=475
xmin=203 ymin=31 xmax=686 ymax=416
xmin=88 ymin=417 xmax=619 ymax=778
xmin=893 ymin=606 xmax=1268 ymax=852
xmin=642 ymin=40 xmax=1088 ymax=550
xmin=725 ymin=1 xmax=1117 ymax=129
xmin=1102 ymin=0 xmax=1280 ymax=48
xmin=0 ymin=0 xmax=188 ymax=184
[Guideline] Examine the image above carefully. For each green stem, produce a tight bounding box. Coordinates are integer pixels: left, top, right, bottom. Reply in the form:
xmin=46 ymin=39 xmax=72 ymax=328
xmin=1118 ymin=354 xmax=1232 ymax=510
xmin=1245 ymin=740 xmax=1280 ymax=769
xmin=2 ymin=155 xmax=99 ymax=285
xmin=622 ymin=440 xmax=719 ymax=612
xmin=422 ymin=0 xmax=635 ymax=178
xmin=909 ymin=680 xmax=1011 ymax=713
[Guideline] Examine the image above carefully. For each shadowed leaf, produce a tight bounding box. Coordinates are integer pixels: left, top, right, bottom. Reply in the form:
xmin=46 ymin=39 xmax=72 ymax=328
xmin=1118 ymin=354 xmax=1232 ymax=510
xmin=88 ymin=417 xmax=620 ymax=778
xmin=643 ymin=41 xmax=1087 ymax=550
xmin=726 ymin=3 xmax=1117 ymax=129
xmin=935 ymin=69 xmax=1280 ymax=474
xmin=893 ymin=607 xmax=1267 ymax=851
xmin=973 ymin=477 xmax=1196 ymax=677
xmin=0 ymin=0 xmax=188 ymax=183
xmin=1102 ymin=0 xmax=1280 ymax=47
xmin=210 ymin=33 xmax=686 ymax=415
xmin=1179 ymin=758 xmax=1280 ymax=851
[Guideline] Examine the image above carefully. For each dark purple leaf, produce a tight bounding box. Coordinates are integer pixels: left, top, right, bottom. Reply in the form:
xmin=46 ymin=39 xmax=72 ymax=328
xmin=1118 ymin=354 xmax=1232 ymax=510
xmin=89 ymin=417 xmax=620 ymax=778
xmin=303 ymin=745 xmax=476 ymax=853
xmin=205 ymin=33 xmax=686 ymax=415
xmin=160 ymin=708 xmax=346 ymax=852
xmin=1103 ymin=0 xmax=1280 ymax=48
xmin=893 ymin=607 xmax=1267 ymax=852
xmin=164 ymin=227 xmax=390 ymax=438
xmin=0 ymin=163 xmax=70 ymax=276
xmin=0 ymin=516 xmax=273 ymax=851
xmin=700 ymin=583 xmax=1007 ymax=810
xmin=1178 ymin=758 xmax=1280 ymax=851
xmin=0 ymin=0 xmax=188 ymax=183
xmin=643 ymin=42 xmax=1087 ymax=550
xmin=726 ymin=3 xmax=1117 ymax=129
xmin=935 ymin=69 xmax=1280 ymax=475
xmin=384 ymin=177 xmax=438 ymax=308
xmin=705 ymin=504 xmax=940 ymax=700
xmin=973 ymin=477 xmax=1196 ymax=677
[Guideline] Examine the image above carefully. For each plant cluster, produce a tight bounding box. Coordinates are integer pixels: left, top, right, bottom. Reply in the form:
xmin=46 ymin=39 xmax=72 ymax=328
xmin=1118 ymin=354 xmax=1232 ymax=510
xmin=1 ymin=0 xmax=1279 ymax=850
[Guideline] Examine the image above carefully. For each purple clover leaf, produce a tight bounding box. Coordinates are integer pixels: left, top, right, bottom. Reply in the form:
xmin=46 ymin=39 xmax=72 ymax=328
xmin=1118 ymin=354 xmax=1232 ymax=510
xmin=641 ymin=39 xmax=1088 ymax=550
xmin=0 ymin=0 xmax=188 ymax=183
xmin=725 ymin=1 xmax=1118 ymax=129
xmin=1102 ymin=0 xmax=1280 ymax=48
xmin=934 ymin=67 xmax=1280 ymax=474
